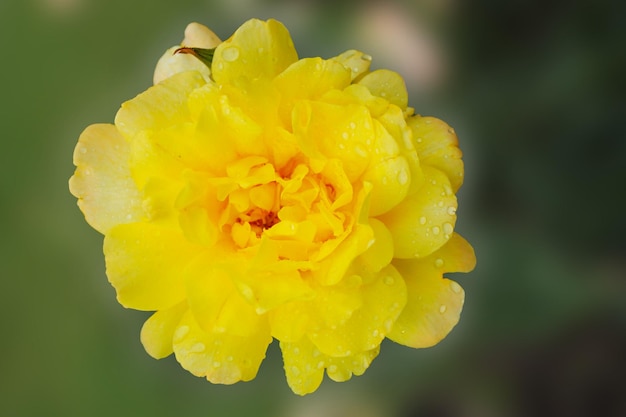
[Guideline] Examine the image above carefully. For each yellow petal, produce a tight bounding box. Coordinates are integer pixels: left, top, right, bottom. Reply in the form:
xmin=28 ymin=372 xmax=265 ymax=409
xmin=280 ymin=338 xmax=326 ymax=395
xmin=361 ymin=119 xmax=411 ymax=216
xmin=69 ymin=124 xmax=145 ymax=234
xmin=409 ymin=116 xmax=465 ymax=192
xmin=115 ymin=71 xmax=206 ymax=140
xmin=351 ymin=218 xmax=394 ymax=276
xmin=378 ymin=166 xmax=457 ymax=258
xmin=331 ymin=49 xmax=372 ymax=81
xmin=308 ymin=264 xmax=407 ymax=356
xmin=358 ymin=69 xmax=408 ymax=109
xmin=140 ymin=301 xmax=188 ymax=359
xmin=325 ymin=346 xmax=379 ymax=382
xmin=212 ymin=19 xmax=298 ymax=88
xmin=292 ymin=100 xmax=375 ymax=182
xmin=173 ymin=310 xmax=272 ymax=384
xmin=388 ymin=233 xmax=474 ymax=348
xmin=103 ymin=222 xmax=202 ymax=310
xmin=274 ymin=57 xmax=351 ymax=125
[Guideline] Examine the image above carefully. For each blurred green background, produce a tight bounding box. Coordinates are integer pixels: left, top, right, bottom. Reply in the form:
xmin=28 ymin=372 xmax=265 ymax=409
xmin=2 ymin=0 xmax=625 ymax=416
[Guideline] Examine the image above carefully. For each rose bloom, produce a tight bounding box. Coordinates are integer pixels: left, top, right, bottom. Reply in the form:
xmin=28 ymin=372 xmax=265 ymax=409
xmin=70 ymin=19 xmax=475 ymax=395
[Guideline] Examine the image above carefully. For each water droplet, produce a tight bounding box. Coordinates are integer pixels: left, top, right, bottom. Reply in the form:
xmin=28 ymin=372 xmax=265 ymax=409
xmin=450 ymin=282 xmax=462 ymax=294
xmin=317 ymin=361 xmax=325 ymax=369
xmin=439 ymin=305 xmax=447 ymax=314
xmin=312 ymin=349 xmax=321 ymax=357
xmin=432 ymin=226 xmax=441 ymax=235
xmin=328 ymin=365 xmax=338 ymax=373
xmin=438 ymin=201 xmax=444 ymax=207
xmin=227 ymin=355 xmax=234 ymax=362
xmin=419 ymin=216 xmax=427 ymax=225
xmin=434 ymin=258 xmax=444 ymax=268
xmin=381 ymin=176 xmax=389 ymax=185
xmin=257 ymin=47 xmax=265 ymax=54
xmin=293 ymin=347 xmax=300 ymax=355
xmin=222 ymin=46 xmax=240 ymax=62
xmin=79 ymin=146 xmax=87 ymax=154
xmin=349 ymin=121 xmax=356 ymax=130
xmin=355 ymin=144 xmax=368 ymax=157
xmin=384 ymin=275 xmax=395 ymax=285
xmin=372 ymin=329 xmax=380 ymax=337
xmin=213 ymin=361 xmax=222 ymax=368
xmin=447 ymin=206 xmax=457 ymax=216
xmin=416 ymin=137 xmax=423 ymax=143
xmin=174 ymin=325 xmax=189 ymax=341
xmin=338 ymin=143 xmax=346 ymax=149
xmin=342 ymin=131 xmax=349 ymax=140
xmin=189 ymin=342 xmax=206 ymax=353
xmin=383 ymin=319 xmax=393 ymax=331
xmin=397 ymin=169 xmax=409 ymax=185
xmin=443 ymin=222 xmax=454 ymax=235
xmin=291 ymin=366 xmax=301 ymax=376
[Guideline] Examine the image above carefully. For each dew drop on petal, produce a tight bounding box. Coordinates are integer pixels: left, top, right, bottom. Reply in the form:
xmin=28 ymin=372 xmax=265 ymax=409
xmin=383 ymin=319 xmax=393 ymax=331
xmin=291 ymin=366 xmax=301 ymax=376
xmin=432 ymin=226 xmax=440 ymax=235
xmin=173 ymin=325 xmax=189 ymax=342
xmin=447 ymin=206 xmax=457 ymax=216
xmin=79 ymin=146 xmax=87 ymax=154
xmin=213 ymin=361 xmax=222 ymax=368
xmin=328 ymin=365 xmax=338 ymax=373
xmin=355 ymin=144 xmax=368 ymax=157
xmin=190 ymin=342 xmax=206 ymax=353
xmin=443 ymin=222 xmax=454 ymax=235
xmin=349 ymin=121 xmax=356 ymax=130
xmin=439 ymin=305 xmax=447 ymax=314
xmin=342 ymin=131 xmax=349 ymax=140
xmin=384 ymin=275 xmax=395 ymax=285
xmin=222 ymin=46 xmax=240 ymax=62
xmin=434 ymin=258 xmax=444 ymax=268
xmin=419 ymin=216 xmax=427 ymax=225
xmin=397 ymin=169 xmax=409 ymax=185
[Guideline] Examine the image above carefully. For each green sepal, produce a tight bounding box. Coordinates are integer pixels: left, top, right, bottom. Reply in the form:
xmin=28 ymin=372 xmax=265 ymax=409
xmin=174 ymin=47 xmax=216 ymax=68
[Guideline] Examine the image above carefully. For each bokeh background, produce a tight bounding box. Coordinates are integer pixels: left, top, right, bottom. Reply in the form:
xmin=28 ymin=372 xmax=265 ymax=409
xmin=2 ymin=0 xmax=625 ymax=416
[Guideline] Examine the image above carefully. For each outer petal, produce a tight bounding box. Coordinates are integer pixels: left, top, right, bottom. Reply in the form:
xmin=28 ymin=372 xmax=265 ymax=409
xmin=325 ymin=346 xmax=379 ymax=382
xmin=409 ymin=116 xmax=465 ymax=192
xmin=331 ymin=49 xmax=372 ymax=81
xmin=212 ymin=19 xmax=298 ymax=88
xmin=69 ymin=124 xmax=145 ymax=234
xmin=378 ymin=165 xmax=457 ymax=258
xmin=388 ymin=233 xmax=475 ymax=348
xmin=115 ymin=71 xmax=206 ymax=140
xmin=173 ymin=310 xmax=272 ymax=384
xmin=308 ymin=264 xmax=407 ymax=357
xmin=280 ymin=337 xmax=380 ymax=395
xmin=280 ymin=338 xmax=326 ymax=395
xmin=140 ymin=301 xmax=188 ymax=359
xmin=358 ymin=69 xmax=408 ymax=109
xmin=184 ymin=254 xmax=266 ymax=337
xmin=103 ymin=222 xmax=202 ymax=310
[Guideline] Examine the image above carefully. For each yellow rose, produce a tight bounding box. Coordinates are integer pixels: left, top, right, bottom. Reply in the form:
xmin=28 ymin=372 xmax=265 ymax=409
xmin=70 ymin=18 xmax=475 ymax=395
